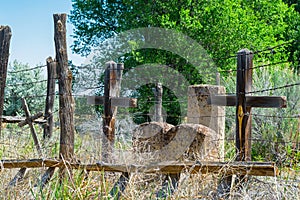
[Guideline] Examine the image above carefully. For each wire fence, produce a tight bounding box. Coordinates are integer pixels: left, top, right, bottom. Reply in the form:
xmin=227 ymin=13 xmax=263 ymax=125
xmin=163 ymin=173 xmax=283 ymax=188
xmin=1 ymin=43 xmax=299 ymax=169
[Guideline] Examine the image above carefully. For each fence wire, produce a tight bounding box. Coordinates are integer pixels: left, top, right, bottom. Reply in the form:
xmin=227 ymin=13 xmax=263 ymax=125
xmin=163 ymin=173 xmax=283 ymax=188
xmin=7 ymin=64 xmax=47 ymax=74
xmin=1 ymin=44 xmax=299 ymax=173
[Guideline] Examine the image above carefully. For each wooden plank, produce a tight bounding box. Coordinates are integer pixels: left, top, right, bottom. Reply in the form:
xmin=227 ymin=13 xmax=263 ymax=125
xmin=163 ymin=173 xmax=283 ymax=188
xmin=54 ymin=13 xmax=75 ymax=162
xmin=209 ymin=95 xmax=287 ymax=108
xmin=0 ymin=26 xmax=12 ymax=137
xmin=43 ymin=57 xmax=56 ymax=138
xmin=1 ymin=116 xmax=46 ymax=124
xmin=0 ymin=159 xmax=278 ymax=177
xmin=87 ymin=96 xmax=137 ymax=107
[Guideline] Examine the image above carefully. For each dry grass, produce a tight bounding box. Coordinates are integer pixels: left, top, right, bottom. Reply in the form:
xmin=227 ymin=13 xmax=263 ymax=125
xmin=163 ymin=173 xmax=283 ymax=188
xmin=0 ymin=124 xmax=299 ymax=200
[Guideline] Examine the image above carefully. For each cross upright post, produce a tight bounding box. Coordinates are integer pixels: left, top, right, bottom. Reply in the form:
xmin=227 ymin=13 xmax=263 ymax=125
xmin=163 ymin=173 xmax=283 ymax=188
xmin=209 ymin=49 xmax=287 ymax=161
xmin=87 ymin=61 xmax=137 ymax=163
xmin=211 ymin=49 xmax=287 ymax=195
xmin=236 ymin=49 xmax=253 ymax=161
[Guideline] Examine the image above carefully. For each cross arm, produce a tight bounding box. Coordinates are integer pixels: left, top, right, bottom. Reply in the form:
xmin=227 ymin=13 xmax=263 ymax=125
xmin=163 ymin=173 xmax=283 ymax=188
xmin=87 ymin=96 xmax=137 ymax=107
xmin=208 ymin=95 xmax=287 ymax=108
xmin=18 ymin=112 xmax=44 ymax=127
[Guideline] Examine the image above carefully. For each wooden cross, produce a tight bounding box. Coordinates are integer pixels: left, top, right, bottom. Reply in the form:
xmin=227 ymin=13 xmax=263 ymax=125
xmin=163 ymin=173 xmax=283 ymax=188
xmin=209 ymin=49 xmax=287 ymax=161
xmin=87 ymin=61 xmax=137 ymax=162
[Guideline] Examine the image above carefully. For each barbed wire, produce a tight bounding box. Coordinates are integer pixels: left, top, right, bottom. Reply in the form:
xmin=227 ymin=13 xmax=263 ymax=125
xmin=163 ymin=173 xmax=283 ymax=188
xmin=247 ymin=82 xmax=300 ymax=94
xmin=218 ymin=60 xmax=291 ymax=73
xmin=252 ymin=113 xmax=300 ymax=119
xmin=214 ymin=40 xmax=298 ymax=63
xmin=4 ymin=94 xmax=55 ymax=100
xmin=253 ymin=40 xmax=297 ymax=54
xmin=6 ymin=79 xmax=48 ymax=87
xmin=250 ymin=60 xmax=291 ymax=70
xmin=7 ymin=64 xmax=47 ymax=74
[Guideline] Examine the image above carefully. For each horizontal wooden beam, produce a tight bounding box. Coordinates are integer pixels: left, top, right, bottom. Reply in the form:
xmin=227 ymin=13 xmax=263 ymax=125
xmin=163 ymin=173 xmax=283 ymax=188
xmin=1 ymin=115 xmax=46 ymax=124
xmin=87 ymin=96 xmax=137 ymax=107
xmin=0 ymin=159 xmax=278 ymax=177
xmin=208 ymin=95 xmax=287 ymax=108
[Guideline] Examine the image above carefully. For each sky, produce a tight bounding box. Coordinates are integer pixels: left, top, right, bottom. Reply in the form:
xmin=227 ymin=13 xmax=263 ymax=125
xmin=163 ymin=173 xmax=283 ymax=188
xmin=0 ymin=0 xmax=85 ymax=67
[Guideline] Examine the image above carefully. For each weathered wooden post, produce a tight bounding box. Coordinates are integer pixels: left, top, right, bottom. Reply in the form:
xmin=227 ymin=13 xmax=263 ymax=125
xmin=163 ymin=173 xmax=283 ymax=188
xmin=187 ymin=85 xmax=226 ymax=161
xmin=87 ymin=62 xmax=136 ymax=162
xmin=87 ymin=62 xmax=136 ymax=199
xmin=54 ymin=14 xmax=75 ymax=180
xmin=0 ymin=26 xmax=12 ymax=137
xmin=43 ymin=57 xmax=56 ymax=139
xmin=236 ymin=49 xmax=253 ymax=161
xmin=102 ymin=61 xmax=122 ymax=162
xmin=39 ymin=57 xmax=57 ymax=187
xmin=153 ymin=83 xmax=163 ymax=122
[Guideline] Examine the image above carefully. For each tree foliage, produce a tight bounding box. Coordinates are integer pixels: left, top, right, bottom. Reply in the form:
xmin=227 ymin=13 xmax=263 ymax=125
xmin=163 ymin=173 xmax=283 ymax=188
xmin=4 ymin=61 xmax=46 ymax=116
xmin=70 ymin=0 xmax=300 ymax=124
xmin=70 ymin=0 xmax=299 ymax=66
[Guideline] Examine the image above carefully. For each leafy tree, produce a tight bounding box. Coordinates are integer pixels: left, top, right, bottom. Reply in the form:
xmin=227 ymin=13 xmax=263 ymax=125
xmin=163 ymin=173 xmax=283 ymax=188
xmin=70 ymin=0 xmax=300 ymax=124
xmin=4 ymin=61 xmax=47 ymax=116
xmin=70 ymin=0 xmax=299 ymax=65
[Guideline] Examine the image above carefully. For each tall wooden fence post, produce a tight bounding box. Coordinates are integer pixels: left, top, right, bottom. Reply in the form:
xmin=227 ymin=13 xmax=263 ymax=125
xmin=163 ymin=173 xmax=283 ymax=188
xmin=0 ymin=26 xmax=12 ymax=137
xmin=54 ymin=13 xmax=75 ymax=178
xmin=43 ymin=57 xmax=56 ymax=139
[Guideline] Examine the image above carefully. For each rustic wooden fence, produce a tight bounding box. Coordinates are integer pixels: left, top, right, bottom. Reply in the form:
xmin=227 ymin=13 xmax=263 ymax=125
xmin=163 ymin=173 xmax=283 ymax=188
xmin=0 ymin=13 xmax=299 ymax=199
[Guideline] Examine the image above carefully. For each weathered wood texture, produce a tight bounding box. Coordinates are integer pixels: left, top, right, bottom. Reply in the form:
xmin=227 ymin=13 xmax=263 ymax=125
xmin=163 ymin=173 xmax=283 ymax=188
xmin=8 ymin=168 xmax=26 ymax=186
xmin=102 ymin=62 xmax=124 ymax=162
xmin=54 ymin=14 xmax=75 ymax=161
xmin=87 ymin=96 xmax=137 ymax=107
xmin=18 ymin=112 xmax=43 ymax=127
xmin=40 ymin=167 xmax=56 ymax=188
xmin=44 ymin=57 xmax=56 ymax=138
xmin=236 ymin=49 xmax=253 ymax=161
xmin=187 ymin=85 xmax=226 ymax=160
xmin=1 ymin=115 xmax=46 ymax=124
xmin=20 ymin=98 xmax=42 ymax=156
xmin=209 ymin=95 xmax=287 ymax=108
xmin=0 ymin=26 xmax=12 ymax=136
xmin=153 ymin=83 xmax=163 ymax=122
xmin=9 ymin=98 xmax=43 ymax=186
xmin=0 ymin=159 xmax=278 ymax=176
